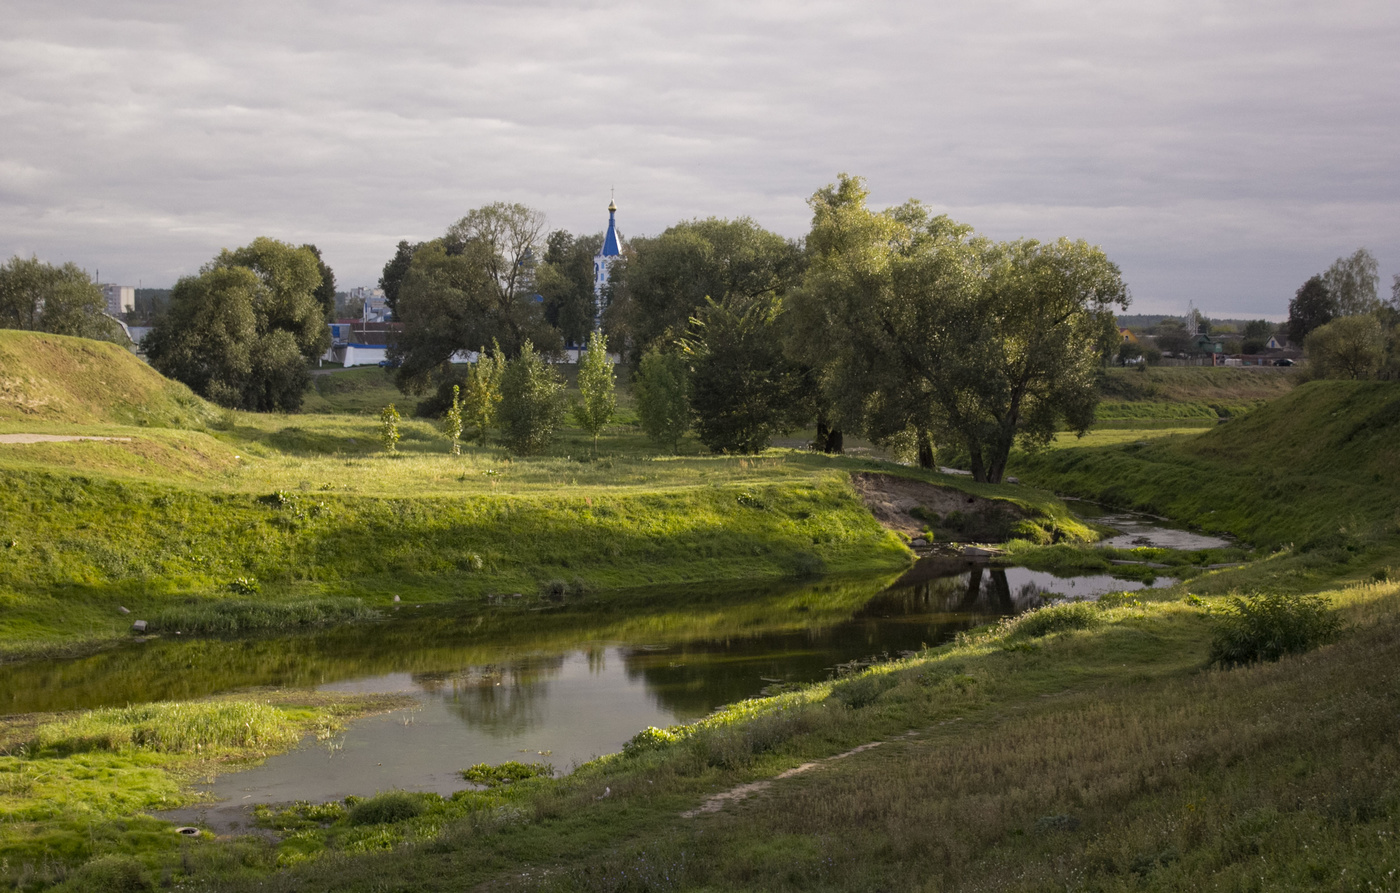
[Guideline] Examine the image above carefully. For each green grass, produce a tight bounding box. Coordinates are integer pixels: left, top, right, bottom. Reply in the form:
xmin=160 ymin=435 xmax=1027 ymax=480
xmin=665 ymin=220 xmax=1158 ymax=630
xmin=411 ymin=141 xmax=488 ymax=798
xmin=0 ymin=337 xmax=1109 ymax=657
xmin=4 ymin=334 xmax=1398 ymax=891
xmin=0 ymin=692 xmax=410 ymax=890
xmin=1019 ymin=380 xmax=1400 ymax=550
xmin=105 ymin=576 xmax=1400 ymax=892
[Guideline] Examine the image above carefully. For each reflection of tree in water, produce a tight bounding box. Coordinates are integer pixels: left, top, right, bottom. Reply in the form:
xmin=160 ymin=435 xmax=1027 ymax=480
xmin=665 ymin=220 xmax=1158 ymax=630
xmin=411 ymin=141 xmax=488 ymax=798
xmin=619 ymin=564 xmax=1030 ymax=720
xmin=413 ymin=654 xmax=565 ymax=737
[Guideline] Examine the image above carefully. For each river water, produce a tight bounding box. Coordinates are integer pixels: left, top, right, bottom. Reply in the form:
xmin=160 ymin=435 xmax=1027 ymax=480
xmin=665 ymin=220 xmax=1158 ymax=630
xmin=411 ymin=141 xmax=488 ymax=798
xmin=0 ymin=507 xmax=1210 ymax=825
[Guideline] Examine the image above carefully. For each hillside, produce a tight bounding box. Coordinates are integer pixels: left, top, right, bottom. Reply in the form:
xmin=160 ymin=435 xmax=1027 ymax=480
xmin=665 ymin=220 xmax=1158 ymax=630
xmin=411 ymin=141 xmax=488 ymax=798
xmin=1018 ymin=379 xmax=1400 ymax=550
xmin=0 ymin=330 xmax=220 ymax=429
xmin=1093 ymin=366 xmax=1297 ymax=426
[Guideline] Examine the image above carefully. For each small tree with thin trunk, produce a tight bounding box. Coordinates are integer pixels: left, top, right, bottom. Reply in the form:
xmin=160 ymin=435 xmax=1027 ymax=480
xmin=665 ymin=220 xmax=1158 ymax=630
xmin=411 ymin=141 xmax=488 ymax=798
xmin=462 ymin=343 xmax=506 ymax=446
xmin=572 ymin=331 xmax=616 ymax=454
xmin=379 ymin=403 xmax=401 ymax=453
xmin=442 ymin=385 xmax=464 ymax=455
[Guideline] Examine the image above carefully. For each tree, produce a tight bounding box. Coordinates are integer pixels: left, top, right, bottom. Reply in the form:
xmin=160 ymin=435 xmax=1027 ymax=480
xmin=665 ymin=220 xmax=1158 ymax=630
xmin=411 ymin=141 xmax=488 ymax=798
xmin=536 ymin=230 xmax=604 ymax=346
xmin=145 ymin=239 xmax=325 ymax=411
xmin=302 ymin=244 xmax=337 ymax=322
xmin=498 ymin=340 xmax=566 ymax=456
xmin=1322 ymin=248 xmax=1380 ymax=317
xmin=1241 ymin=319 xmax=1275 ymax=354
xmin=797 ymin=174 xmax=1127 ymax=483
xmin=390 ymin=204 xmax=561 ymax=394
xmin=379 ymin=240 xmax=422 ymax=317
xmin=633 ymin=346 xmax=691 ymax=453
xmin=1305 ymin=315 xmax=1386 ymax=380
xmin=379 ymin=403 xmax=401 ymax=452
xmin=1287 ymin=275 xmax=1336 ymax=345
xmin=442 ymin=384 xmax=464 ymax=455
xmin=0 ymin=256 xmax=128 ymax=343
xmin=1151 ymin=318 xmax=1192 ymax=355
xmin=572 ymin=331 xmax=616 ymax=454
xmin=604 ymin=218 xmax=805 ymax=361
xmin=680 ymin=294 xmax=812 ymax=454
xmin=461 ymin=344 xmax=506 ymax=446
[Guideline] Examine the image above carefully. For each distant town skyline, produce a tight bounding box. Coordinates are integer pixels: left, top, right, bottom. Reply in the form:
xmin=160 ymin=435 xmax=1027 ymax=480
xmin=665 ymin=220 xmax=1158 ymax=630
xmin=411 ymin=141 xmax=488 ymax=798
xmin=2 ymin=0 xmax=1397 ymax=319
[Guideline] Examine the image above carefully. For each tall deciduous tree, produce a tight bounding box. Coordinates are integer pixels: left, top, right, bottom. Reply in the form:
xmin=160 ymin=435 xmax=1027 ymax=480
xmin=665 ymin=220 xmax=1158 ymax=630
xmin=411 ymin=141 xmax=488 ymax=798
xmin=302 ymin=244 xmax=337 ymax=322
xmin=680 ymin=294 xmax=812 ymax=454
xmin=379 ymin=240 xmax=422 ymax=317
xmin=391 ymin=204 xmax=561 ymax=394
xmin=796 ymin=174 xmax=1127 ymax=483
xmin=1322 ymin=248 xmax=1380 ymax=317
xmin=0 ymin=256 xmax=128 ymax=343
xmin=572 ymin=331 xmax=616 ymax=454
xmin=604 ymin=218 xmax=805 ymax=361
xmin=1305 ymin=315 xmax=1386 ymax=380
xmin=1287 ymin=275 xmax=1335 ymax=345
xmin=145 ymin=239 xmax=326 ymax=411
xmin=537 ymin=230 xmax=604 ymax=346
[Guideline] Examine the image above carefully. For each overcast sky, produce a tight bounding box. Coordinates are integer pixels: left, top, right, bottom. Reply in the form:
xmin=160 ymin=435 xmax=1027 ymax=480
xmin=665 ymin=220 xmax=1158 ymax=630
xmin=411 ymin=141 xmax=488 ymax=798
xmin=2 ymin=0 xmax=1397 ymax=317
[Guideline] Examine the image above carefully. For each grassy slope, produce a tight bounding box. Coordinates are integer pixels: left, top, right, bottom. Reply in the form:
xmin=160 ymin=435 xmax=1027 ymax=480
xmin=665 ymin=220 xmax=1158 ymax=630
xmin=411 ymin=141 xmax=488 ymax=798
xmin=3 ymin=336 xmax=1398 ymax=891
xmin=0 ymin=333 xmax=1088 ymax=654
xmin=0 ymin=330 xmax=221 ymax=429
xmin=1017 ymin=380 xmax=1400 ymax=552
xmin=162 ymin=378 xmax=1400 ymax=893
xmin=161 ymin=581 xmax=1400 ymax=893
xmin=1093 ymin=366 xmax=1297 ymax=427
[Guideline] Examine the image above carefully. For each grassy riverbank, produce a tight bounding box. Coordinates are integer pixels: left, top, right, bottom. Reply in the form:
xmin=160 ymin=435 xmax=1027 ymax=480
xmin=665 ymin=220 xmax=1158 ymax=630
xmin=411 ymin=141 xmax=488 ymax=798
xmin=35 ymin=568 xmax=1385 ymax=892
xmin=0 ymin=331 xmax=1109 ymax=658
xmin=4 ymin=333 xmax=1396 ymax=891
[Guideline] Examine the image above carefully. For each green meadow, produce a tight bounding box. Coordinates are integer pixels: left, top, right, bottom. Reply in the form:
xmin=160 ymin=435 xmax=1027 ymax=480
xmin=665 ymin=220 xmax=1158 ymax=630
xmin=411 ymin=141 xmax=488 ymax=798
xmin=3 ymin=329 xmax=1399 ymax=891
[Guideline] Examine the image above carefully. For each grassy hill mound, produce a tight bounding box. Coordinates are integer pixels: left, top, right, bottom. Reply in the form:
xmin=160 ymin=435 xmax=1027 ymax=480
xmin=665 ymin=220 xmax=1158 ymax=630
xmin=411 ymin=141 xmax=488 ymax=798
xmin=0 ymin=330 xmax=220 ymax=429
xmin=1018 ymin=379 xmax=1400 ymax=550
xmin=1094 ymin=366 xmax=1297 ymax=426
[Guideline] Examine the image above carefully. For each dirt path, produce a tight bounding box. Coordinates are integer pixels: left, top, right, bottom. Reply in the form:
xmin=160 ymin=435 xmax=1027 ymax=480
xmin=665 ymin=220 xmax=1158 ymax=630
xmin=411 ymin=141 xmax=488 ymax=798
xmin=0 ymin=434 xmax=133 ymax=444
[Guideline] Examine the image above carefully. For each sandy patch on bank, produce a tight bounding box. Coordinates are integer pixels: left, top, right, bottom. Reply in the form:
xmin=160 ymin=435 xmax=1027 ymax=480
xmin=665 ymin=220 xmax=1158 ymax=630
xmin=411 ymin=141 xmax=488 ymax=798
xmin=851 ymin=471 xmax=1024 ymax=536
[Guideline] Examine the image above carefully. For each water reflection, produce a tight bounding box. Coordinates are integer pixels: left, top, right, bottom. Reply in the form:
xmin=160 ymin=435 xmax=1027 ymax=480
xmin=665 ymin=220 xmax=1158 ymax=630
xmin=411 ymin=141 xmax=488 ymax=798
xmin=12 ymin=559 xmax=1170 ymax=807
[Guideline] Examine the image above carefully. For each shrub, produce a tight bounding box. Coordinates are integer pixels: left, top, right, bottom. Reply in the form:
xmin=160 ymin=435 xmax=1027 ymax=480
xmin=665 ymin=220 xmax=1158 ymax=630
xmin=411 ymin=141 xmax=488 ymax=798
xmin=1208 ymin=592 xmax=1342 ymax=668
xmin=623 ymin=725 xmax=687 ymax=757
xmin=61 ymin=854 xmax=153 ymax=893
xmin=633 ymin=346 xmax=691 ymax=453
xmin=830 ymin=671 xmax=898 ymax=708
xmin=498 ymin=340 xmax=566 ymax=456
xmin=1004 ymin=602 xmax=1100 ymax=640
xmin=346 ymin=791 xmax=431 ymax=825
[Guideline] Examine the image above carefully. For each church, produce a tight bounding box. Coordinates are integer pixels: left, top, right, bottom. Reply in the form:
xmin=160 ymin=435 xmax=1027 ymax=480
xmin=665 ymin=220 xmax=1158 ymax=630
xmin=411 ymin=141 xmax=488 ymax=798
xmin=592 ymin=199 xmax=622 ymax=332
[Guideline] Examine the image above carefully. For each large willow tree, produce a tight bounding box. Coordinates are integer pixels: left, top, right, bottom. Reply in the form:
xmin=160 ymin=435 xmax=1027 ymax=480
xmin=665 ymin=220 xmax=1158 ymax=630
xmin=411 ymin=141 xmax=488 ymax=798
xmin=792 ymin=174 xmax=1127 ymax=483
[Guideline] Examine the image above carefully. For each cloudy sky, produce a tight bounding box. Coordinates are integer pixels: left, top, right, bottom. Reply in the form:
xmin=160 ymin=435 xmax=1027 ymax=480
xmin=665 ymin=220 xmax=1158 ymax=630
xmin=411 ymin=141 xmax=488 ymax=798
xmin=2 ymin=0 xmax=1397 ymax=317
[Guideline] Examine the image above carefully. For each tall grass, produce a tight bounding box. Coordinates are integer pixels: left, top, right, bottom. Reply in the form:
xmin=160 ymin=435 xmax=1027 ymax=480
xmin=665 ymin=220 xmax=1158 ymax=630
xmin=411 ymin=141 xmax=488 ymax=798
xmin=30 ymin=700 xmax=302 ymax=755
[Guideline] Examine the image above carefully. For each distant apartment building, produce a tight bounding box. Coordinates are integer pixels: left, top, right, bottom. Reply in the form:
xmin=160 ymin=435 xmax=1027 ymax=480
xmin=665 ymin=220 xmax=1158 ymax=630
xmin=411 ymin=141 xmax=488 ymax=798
xmin=102 ymin=284 xmax=135 ymax=315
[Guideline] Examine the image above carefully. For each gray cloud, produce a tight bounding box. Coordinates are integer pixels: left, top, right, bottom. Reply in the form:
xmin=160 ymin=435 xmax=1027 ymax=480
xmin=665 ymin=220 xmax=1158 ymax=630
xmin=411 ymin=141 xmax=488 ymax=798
xmin=1 ymin=0 xmax=1397 ymax=316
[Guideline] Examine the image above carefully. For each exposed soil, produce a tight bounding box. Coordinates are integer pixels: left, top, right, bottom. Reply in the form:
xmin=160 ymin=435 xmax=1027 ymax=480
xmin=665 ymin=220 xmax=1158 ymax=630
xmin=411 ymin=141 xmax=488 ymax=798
xmin=851 ymin=471 xmax=1027 ymax=543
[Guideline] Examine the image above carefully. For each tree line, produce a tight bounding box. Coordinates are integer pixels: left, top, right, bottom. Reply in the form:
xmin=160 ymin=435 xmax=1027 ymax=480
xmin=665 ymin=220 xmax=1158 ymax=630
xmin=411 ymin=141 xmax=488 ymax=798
xmin=1285 ymin=249 xmax=1400 ymax=381
xmin=381 ymin=176 xmax=1129 ymax=483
